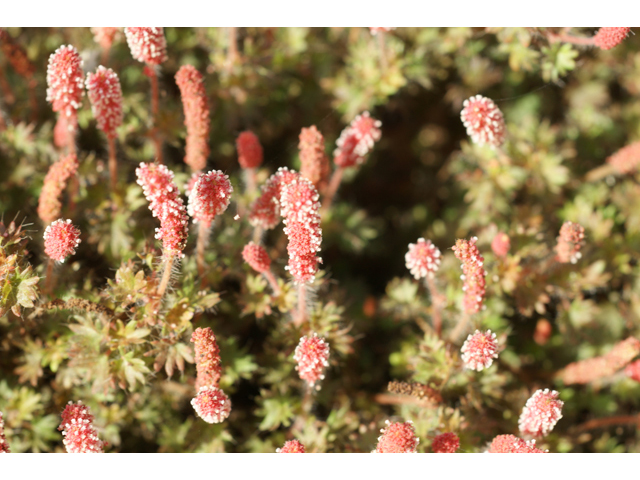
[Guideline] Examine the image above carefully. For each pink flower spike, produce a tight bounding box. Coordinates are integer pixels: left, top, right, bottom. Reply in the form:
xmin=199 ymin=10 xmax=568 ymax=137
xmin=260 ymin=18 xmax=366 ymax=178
xmin=277 ymin=440 xmax=306 ymax=453
xmin=191 ymin=386 xmax=231 ymax=424
xmin=452 ymin=236 xmax=487 ymax=314
xmin=280 ymin=176 xmax=323 ymax=284
xmin=86 ymin=66 xmax=123 ymax=139
xmin=518 ymin=389 xmax=564 ymax=438
xmin=37 ymin=154 xmax=79 ymax=224
xmin=91 ymin=27 xmax=120 ymax=51
xmin=0 ymin=411 xmax=9 ymax=453
xmin=461 ymin=329 xmax=499 ymax=371
xmin=249 ymin=167 xmax=299 ymax=230
xmin=487 ymin=435 xmax=547 ymax=453
xmin=294 ymin=333 xmax=330 ymax=388
xmin=491 ymin=232 xmax=510 ymax=257
xmin=376 ymin=420 xmax=419 ymax=453
xmin=625 ymin=360 xmax=640 ymax=382
xmin=607 ymin=141 xmax=640 ymax=175
xmin=334 ymin=111 xmax=382 ymax=168
xmin=236 ymin=131 xmax=264 ymax=169
xmin=58 ymin=401 xmax=105 ymax=453
xmin=460 ymin=95 xmax=506 ymax=148
xmin=555 ymin=221 xmax=585 ymax=264
xmin=44 ymin=219 xmax=81 ymax=263
xmin=187 ymin=170 xmax=233 ymax=227
xmin=124 ymin=27 xmax=167 ymax=65
xmin=191 ymin=327 xmax=222 ymax=390
xmin=46 ymin=45 xmax=84 ymax=119
xmin=242 ymin=242 xmax=271 ymax=273
xmin=432 ymin=432 xmax=459 ymax=453
xmin=176 ymin=65 xmax=210 ymax=172
xmin=299 ymin=126 xmax=330 ymax=191
xmin=593 ymin=27 xmax=631 ymax=50
xmin=405 ymin=238 xmax=441 ymax=279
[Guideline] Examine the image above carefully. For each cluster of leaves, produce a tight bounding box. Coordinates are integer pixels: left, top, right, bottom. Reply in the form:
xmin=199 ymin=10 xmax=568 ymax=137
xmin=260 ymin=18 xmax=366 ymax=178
xmin=1 ymin=27 xmax=640 ymax=453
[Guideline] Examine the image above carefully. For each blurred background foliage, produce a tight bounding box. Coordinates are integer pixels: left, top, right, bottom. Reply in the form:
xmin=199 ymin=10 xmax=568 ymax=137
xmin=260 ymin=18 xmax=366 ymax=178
xmin=1 ymin=27 xmax=640 ymax=452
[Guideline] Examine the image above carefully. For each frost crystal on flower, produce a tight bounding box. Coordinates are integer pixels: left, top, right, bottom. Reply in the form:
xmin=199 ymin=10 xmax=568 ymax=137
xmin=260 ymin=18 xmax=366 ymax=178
xmin=124 ymin=27 xmax=167 ymax=65
xmin=405 ymin=238 xmax=441 ymax=279
xmin=431 ymin=432 xmax=459 ymax=453
xmin=334 ymin=111 xmax=382 ymax=168
xmin=280 ymin=176 xmax=323 ymax=284
xmin=37 ymin=154 xmax=79 ymax=223
xmin=43 ymin=219 xmax=81 ymax=263
xmin=376 ymin=420 xmax=419 ymax=453
xmin=607 ymin=141 xmax=640 ymax=175
xmin=555 ymin=221 xmax=585 ymax=264
xmin=58 ymin=401 xmax=105 ymax=453
xmin=294 ymin=334 xmax=330 ymax=388
xmin=461 ymin=329 xmax=499 ymax=371
xmin=236 ymin=131 xmax=263 ymax=169
xmin=191 ymin=386 xmax=231 ymax=424
xmin=242 ymin=242 xmax=271 ymax=273
xmin=487 ymin=435 xmax=547 ymax=453
xmin=452 ymin=236 xmax=487 ymax=314
xmin=86 ymin=66 xmax=123 ymax=139
xmin=136 ymin=163 xmax=189 ymax=258
xmin=277 ymin=439 xmax=306 ymax=453
xmin=46 ymin=45 xmax=84 ymax=119
xmin=176 ymin=65 xmax=210 ymax=171
xmin=191 ymin=327 xmax=222 ymax=390
xmin=299 ymin=125 xmax=330 ymax=190
xmin=593 ymin=27 xmax=631 ymax=50
xmin=249 ymin=167 xmax=300 ymax=230
xmin=187 ymin=170 xmax=233 ymax=227
xmin=0 ymin=411 xmax=9 ymax=453
xmin=518 ymin=389 xmax=564 ymax=437
xmin=460 ymin=95 xmax=506 ymax=148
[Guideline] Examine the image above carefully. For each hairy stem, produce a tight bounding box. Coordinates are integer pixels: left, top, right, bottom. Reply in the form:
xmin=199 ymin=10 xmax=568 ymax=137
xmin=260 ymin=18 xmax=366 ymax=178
xmin=547 ymin=31 xmax=595 ymax=47
xmin=263 ymin=269 xmax=281 ymax=295
xmin=107 ymin=135 xmax=117 ymax=194
xmin=43 ymin=258 xmax=55 ymax=296
xmin=295 ymin=283 xmax=307 ymax=327
xmin=197 ymin=221 xmax=209 ymax=280
xmin=157 ymin=255 xmax=174 ymax=298
xmin=322 ymin=166 xmax=344 ymax=214
xmin=148 ymin=67 xmax=163 ymax=164
xmin=245 ymin=167 xmax=256 ymax=196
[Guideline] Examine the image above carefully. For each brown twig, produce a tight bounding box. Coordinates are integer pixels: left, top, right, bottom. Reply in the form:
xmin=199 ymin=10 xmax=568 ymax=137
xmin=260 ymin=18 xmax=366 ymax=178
xmin=575 ymin=414 xmax=640 ymax=432
xmin=37 ymin=298 xmax=115 ymax=317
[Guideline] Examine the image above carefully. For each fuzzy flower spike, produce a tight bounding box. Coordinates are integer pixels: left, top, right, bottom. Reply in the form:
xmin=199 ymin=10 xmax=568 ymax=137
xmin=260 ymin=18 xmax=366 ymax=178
xmin=488 ymin=435 xmax=547 ymax=453
xmin=375 ymin=420 xmax=419 ymax=453
xmin=242 ymin=242 xmax=281 ymax=294
xmin=460 ymin=95 xmax=506 ymax=148
xmin=405 ymin=238 xmax=441 ymax=279
xmin=555 ymin=221 xmax=585 ymax=264
xmin=452 ymin=236 xmax=487 ymax=314
xmin=461 ymin=329 xmax=499 ymax=371
xmin=593 ymin=27 xmax=631 ymax=50
xmin=176 ymin=65 xmax=210 ymax=172
xmin=44 ymin=219 xmax=81 ymax=263
xmin=299 ymin=126 xmax=330 ymax=191
xmin=277 ymin=439 xmax=306 ymax=453
xmin=294 ymin=333 xmax=330 ymax=389
xmin=37 ymin=154 xmax=79 ymax=223
xmin=58 ymin=401 xmax=105 ymax=453
xmin=0 ymin=411 xmax=9 ymax=453
xmin=518 ymin=389 xmax=564 ymax=437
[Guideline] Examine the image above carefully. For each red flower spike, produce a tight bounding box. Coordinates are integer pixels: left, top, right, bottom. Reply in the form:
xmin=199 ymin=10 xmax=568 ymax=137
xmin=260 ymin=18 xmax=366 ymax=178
xmin=91 ymin=27 xmax=120 ymax=51
xmin=43 ymin=219 xmax=81 ymax=263
xmin=191 ymin=386 xmax=231 ymax=424
xmin=187 ymin=170 xmax=233 ymax=227
xmin=452 ymin=236 xmax=487 ymax=314
xmin=593 ymin=27 xmax=631 ymax=50
xmin=0 ymin=411 xmax=9 ymax=453
xmin=299 ymin=126 xmax=330 ymax=190
xmin=519 ymin=389 xmax=564 ymax=438
xmin=376 ymin=420 xmax=419 ymax=453
xmin=242 ymin=242 xmax=271 ymax=273
xmin=37 ymin=154 xmax=79 ymax=224
xmin=124 ymin=27 xmax=167 ymax=65
xmin=607 ymin=141 xmax=640 ymax=175
xmin=249 ymin=167 xmax=299 ymax=230
xmin=432 ymin=432 xmax=459 ymax=453
xmin=334 ymin=111 xmax=382 ymax=168
xmin=236 ymin=131 xmax=264 ymax=169
xmin=176 ymin=65 xmax=210 ymax=171
xmin=460 ymin=95 xmax=506 ymax=148
xmin=405 ymin=238 xmax=441 ymax=279
xmin=277 ymin=440 xmax=306 ymax=453
xmin=280 ymin=176 xmax=323 ymax=284
xmin=58 ymin=401 xmax=105 ymax=453
xmin=625 ymin=360 xmax=640 ymax=382
xmin=488 ymin=435 xmax=547 ymax=453
xmin=86 ymin=66 xmax=123 ymax=140
xmin=461 ymin=329 xmax=499 ymax=371
xmin=555 ymin=221 xmax=585 ymax=264
xmin=190 ymin=327 xmax=222 ymax=390
xmin=491 ymin=232 xmax=510 ymax=257
xmin=136 ymin=163 xmax=189 ymax=259
xmin=294 ymin=334 xmax=330 ymax=388
xmin=46 ymin=45 xmax=84 ymax=119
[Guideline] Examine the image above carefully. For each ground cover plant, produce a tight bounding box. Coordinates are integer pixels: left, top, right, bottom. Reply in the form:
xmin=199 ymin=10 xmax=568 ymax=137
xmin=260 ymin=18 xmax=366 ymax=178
xmin=1 ymin=27 xmax=640 ymax=453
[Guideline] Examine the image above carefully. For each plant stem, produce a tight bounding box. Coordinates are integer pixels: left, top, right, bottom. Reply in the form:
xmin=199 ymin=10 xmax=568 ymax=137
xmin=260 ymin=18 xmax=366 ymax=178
xmin=107 ymin=135 xmax=117 ymax=194
xmin=196 ymin=221 xmax=209 ymax=280
xmin=67 ymin=121 xmax=78 ymax=213
xmin=547 ymin=31 xmax=595 ymax=47
xmin=295 ymin=283 xmax=307 ymax=327
xmin=44 ymin=258 xmax=55 ymax=296
xmin=157 ymin=255 xmax=174 ymax=298
xmin=322 ymin=166 xmax=344 ymax=214
xmin=426 ymin=276 xmax=443 ymax=337
xmin=148 ymin=67 xmax=163 ymax=164
xmin=252 ymin=226 xmax=263 ymax=244
xmin=245 ymin=167 xmax=256 ymax=196
xmin=263 ymin=269 xmax=281 ymax=295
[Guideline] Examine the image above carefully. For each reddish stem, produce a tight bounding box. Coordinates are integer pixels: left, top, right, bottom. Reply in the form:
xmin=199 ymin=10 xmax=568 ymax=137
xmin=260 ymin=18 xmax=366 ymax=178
xmin=322 ymin=166 xmax=344 ymax=214
xmin=108 ymin=136 xmax=117 ymax=194
xmin=196 ymin=221 xmax=209 ymax=281
xmin=263 ymin=269 xmax=281 ymax=295
xmin=148 ymin=67 xmax=163 ymax=164
xmin=426 ymin=276 xmax=443 ymax=337
xmin=295 ymin=283 xmax=307 ymax=327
